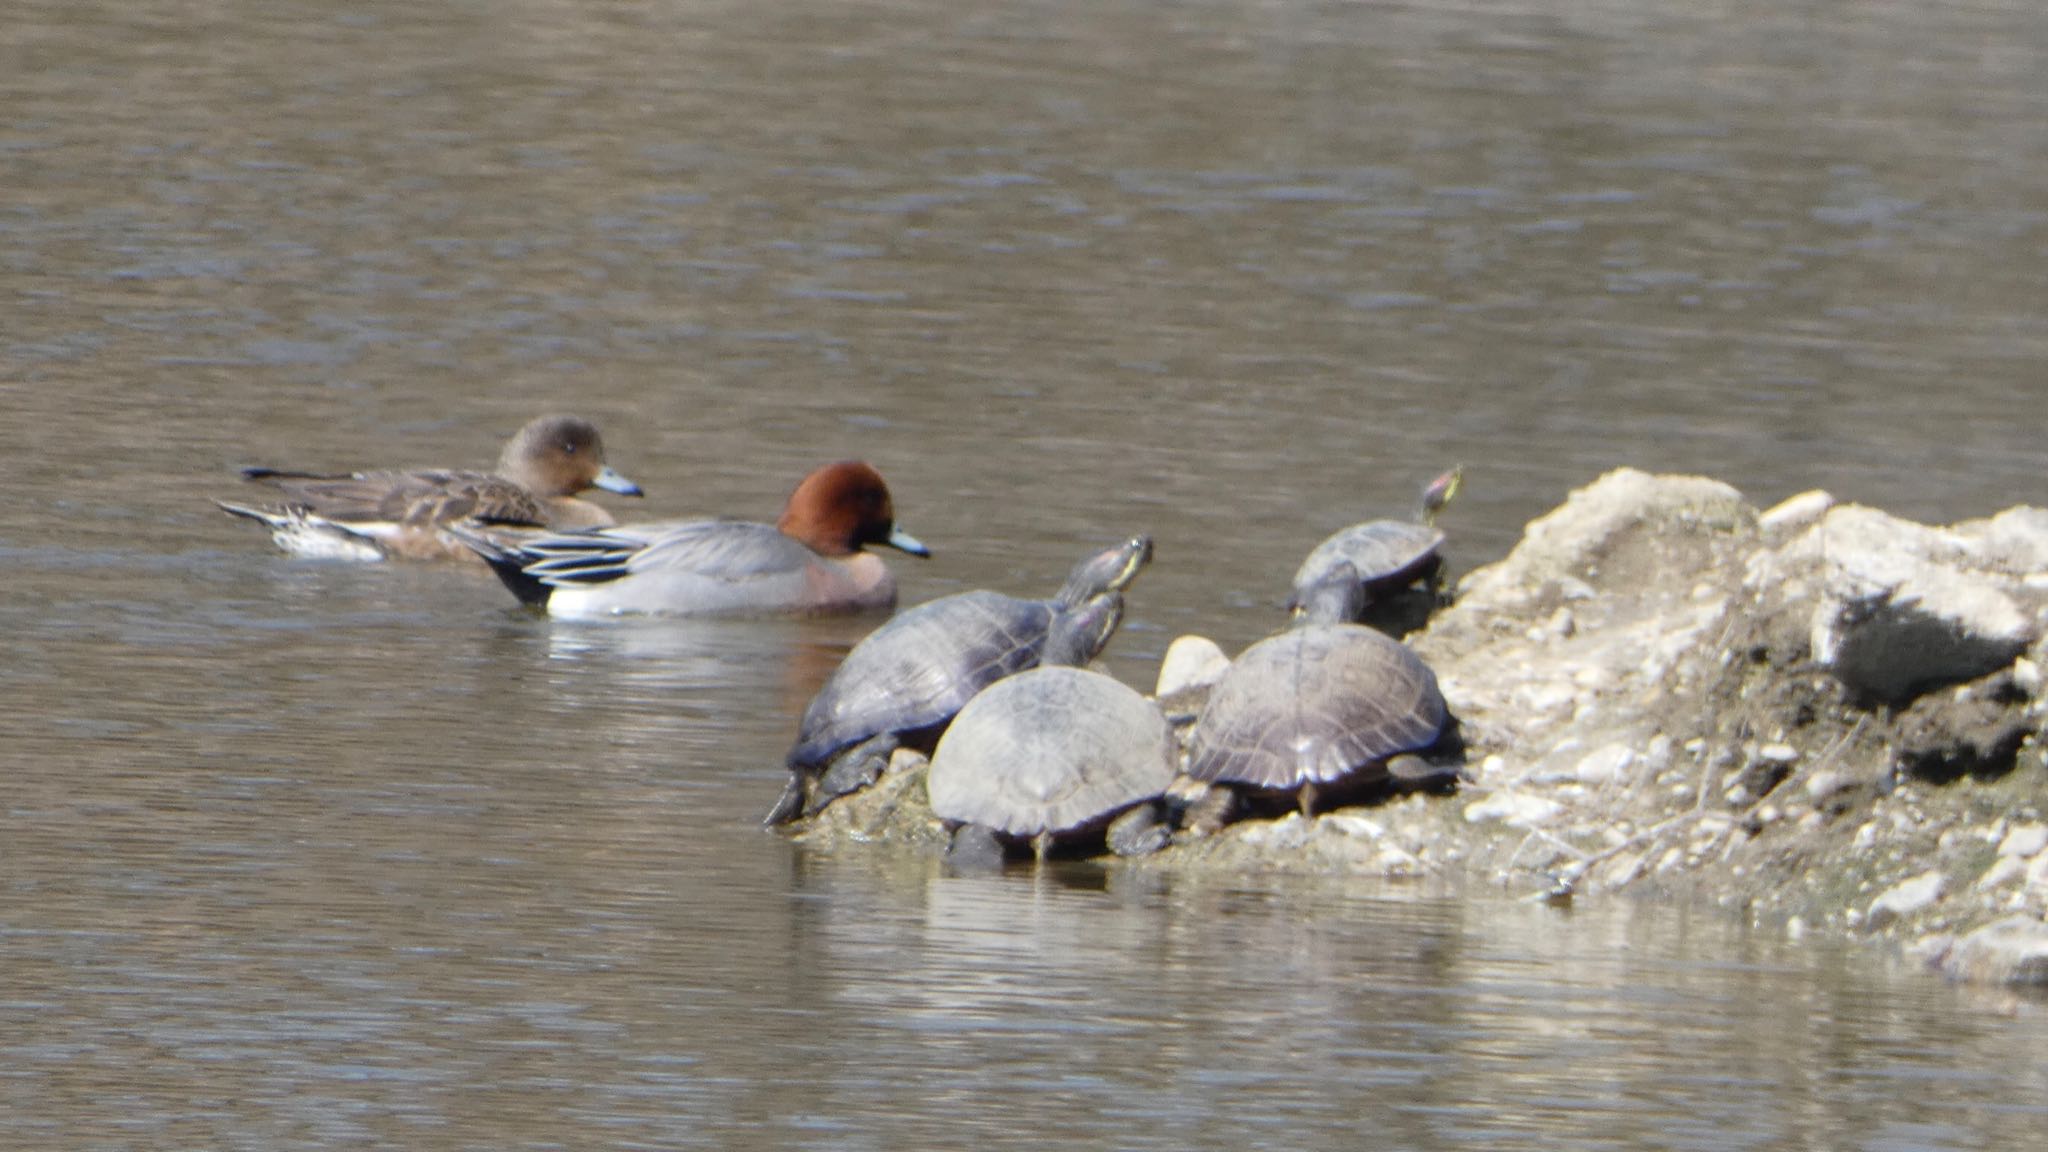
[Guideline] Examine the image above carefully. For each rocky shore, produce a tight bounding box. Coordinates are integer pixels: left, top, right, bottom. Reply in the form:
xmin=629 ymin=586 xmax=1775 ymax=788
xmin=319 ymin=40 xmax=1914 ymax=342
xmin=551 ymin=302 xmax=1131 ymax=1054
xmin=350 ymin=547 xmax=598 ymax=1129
xmin=792 ymin=470 xmax=2048 ymax=988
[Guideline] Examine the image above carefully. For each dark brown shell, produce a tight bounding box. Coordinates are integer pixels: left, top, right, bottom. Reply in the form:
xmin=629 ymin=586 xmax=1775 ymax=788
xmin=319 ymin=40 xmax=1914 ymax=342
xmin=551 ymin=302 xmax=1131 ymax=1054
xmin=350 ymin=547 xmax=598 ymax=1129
xmin=1188 ymin=624 xmax=1446 ymax=790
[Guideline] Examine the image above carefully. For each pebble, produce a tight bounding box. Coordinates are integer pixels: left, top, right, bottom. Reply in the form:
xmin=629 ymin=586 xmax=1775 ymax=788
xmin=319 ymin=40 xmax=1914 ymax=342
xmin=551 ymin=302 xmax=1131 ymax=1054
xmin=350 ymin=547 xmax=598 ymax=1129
xmin=1321 ymin=813 xmax=1384 ymax=840
xmin=1757 ymin=743 xmax=1800 ymax=765
xmin=1759 ymin=489 xmax=1835 ymax=534
xmin=1574 ymin=743 xmax=1635 ymax=785
xmin=1978 ymin=856 xmax=2027 ymax=890
xmin=2028 ymin=853 xmax=2048 ymax=892
xmin=1240 ymin=813 xmax=1312 ymax=851
xmin=1998 ymin=822 xmax=2048 ymax=859
xmin=1866 ymin=871 xmax=1948 ymax=931
xmin=1462 ymin=792 xmax=1564 ymax=828
xmin=1806 ymin=771 xmax=1852 ymax=803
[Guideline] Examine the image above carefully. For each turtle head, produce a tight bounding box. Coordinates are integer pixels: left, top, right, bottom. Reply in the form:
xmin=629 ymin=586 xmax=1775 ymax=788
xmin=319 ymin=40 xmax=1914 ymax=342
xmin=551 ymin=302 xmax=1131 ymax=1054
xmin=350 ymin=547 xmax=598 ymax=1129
xmin=1055 ymin=535 xmax=1152 ymax=608
xmin=1045 ymin=592 xmax=1126 ymax=667
xmin=1287 ymin=561 xmax=1366 ymax=626
xmin=1418 ymin=465 xmax=1464 ymax=527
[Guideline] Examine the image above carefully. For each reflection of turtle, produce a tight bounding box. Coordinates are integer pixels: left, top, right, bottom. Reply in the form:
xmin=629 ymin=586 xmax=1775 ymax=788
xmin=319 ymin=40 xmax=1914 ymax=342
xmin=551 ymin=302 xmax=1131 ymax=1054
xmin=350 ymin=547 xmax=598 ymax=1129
xmin=928 ymin=667 xmax=1174 ymax=862
xmin=1183 ymin=563 xmax=1458 ymax=827
xmin=766 ymin=536 xmax=1154 ymax=826
xmin=1289 ymin=465 xmax=1461 ymax=621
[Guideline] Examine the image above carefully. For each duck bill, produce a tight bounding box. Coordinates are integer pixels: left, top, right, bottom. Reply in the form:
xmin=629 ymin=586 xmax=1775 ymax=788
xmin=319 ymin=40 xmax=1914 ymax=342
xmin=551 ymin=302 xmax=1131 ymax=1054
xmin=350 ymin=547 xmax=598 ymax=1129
xmin=884 ymin=525 xmax=931 ymax=557
xmin=593 ymin=466 xmax=644 ymax=497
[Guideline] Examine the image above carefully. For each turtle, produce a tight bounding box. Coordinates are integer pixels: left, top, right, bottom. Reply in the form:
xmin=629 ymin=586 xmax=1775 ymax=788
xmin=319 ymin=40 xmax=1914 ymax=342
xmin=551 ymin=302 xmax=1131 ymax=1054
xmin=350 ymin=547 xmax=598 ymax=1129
xmin=927 ymin=666 xmax=1176 ymax=863
xmin=1180 ymin=562 xmax=1459 ymax=829
xmin=1289 ymin=464 xmax=1462 ymax=623
xmin=764 ymin=535 xmax=1154 ymax=826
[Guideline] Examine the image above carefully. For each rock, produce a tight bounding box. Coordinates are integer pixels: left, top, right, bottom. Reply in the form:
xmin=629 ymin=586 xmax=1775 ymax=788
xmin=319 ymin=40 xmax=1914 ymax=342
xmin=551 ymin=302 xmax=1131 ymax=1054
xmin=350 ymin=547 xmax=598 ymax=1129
xmin=1155 ymin=634 xmax=1230 ymax=701
xmin=1978 ymin=855 xmax=2027 ymax=890
xmin=1463 ymin=791 xmax=1564 ymax=828
xmin=1951 ymin=506 xmax=2048 ymax=575
xmin=1758 ymin=489 xmax=1835 ymax=535
xmin=1927 ymin=914 xmax=2048 ymax=985
xmin=1574 ymin=743 xmax=1635 ymax=785
xmin=1866 ymin=870 xmax=1948 ymax=931
xmin=1778 ymin=506 xmax=2036 ymax=704
xmin=2014 ymin=657 xmax=2044 ymax=699
xmin=1998 ymin=822 xmax=2048 ymax=859
xmin=1456 ymin=469 xmax=1750 ymax=611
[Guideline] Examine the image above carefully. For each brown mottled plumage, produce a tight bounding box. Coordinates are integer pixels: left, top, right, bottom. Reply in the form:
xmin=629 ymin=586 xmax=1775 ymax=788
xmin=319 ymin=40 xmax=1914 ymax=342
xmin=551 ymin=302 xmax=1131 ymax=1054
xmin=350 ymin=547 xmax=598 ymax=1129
xmin=218 ymin=414 xmax=641 ymax=562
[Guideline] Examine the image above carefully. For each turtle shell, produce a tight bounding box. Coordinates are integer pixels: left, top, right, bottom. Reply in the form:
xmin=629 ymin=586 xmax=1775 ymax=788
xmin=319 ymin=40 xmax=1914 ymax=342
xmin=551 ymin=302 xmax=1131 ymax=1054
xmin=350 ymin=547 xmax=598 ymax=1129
xmin=787 ymin=590 xmax=1059 ymax=770
xmin=928 ymin=667 xmax=1174 ymax=838
xmin=1187 ymin=624 xmax=1446 ymax=791
xmin=1292 ymin=520 xmax=1444 ymax=603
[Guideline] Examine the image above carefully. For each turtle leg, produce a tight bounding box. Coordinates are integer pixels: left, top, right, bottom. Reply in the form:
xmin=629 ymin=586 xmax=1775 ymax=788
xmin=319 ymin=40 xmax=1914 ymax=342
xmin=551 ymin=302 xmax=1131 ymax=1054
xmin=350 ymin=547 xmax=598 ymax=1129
xmin=1106 ymin=803 xmax=1169 ymax=857
xmin=1387 ymin=753 xmax=1461 ymax=790
xmin=1176 ymin=782 xmax=1234 ymax=837
xmin=946 ymin=823 xmax=1007 ymax=871
xmin=761 ymin=770 xmax=809 ymax=827
xmin=811 ymin=733 xmax=900 ymax=815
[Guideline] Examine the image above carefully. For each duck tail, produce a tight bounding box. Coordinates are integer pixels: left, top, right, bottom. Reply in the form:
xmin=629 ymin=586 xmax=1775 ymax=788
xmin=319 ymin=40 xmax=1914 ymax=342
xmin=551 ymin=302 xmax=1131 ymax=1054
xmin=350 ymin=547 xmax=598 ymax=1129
xmin=447 ymin=525 xmax=553 ymax=608
xmin=215 ymin=499 xmax=285 ymax=528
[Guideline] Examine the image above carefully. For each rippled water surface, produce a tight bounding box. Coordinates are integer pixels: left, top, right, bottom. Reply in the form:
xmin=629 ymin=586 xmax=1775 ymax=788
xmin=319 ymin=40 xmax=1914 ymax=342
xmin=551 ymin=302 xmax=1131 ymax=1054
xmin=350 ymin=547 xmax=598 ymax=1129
xmin=5 ymin=0 xmax=2048 ymax=1146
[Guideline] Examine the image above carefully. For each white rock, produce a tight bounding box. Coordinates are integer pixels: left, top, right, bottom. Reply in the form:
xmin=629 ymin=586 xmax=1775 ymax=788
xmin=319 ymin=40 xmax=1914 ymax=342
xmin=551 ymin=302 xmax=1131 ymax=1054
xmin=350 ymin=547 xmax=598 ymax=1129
xmin=1997 ymin=822 xmax=2048 ymax=859
xmin=1952 ymin=505 xmax=2048 ymax=575
xmin=1791 ymin=506 xmax=2035 ymax=702
xmin=1514 ymin=681 xmax=1578 ymax=717
xmin=1154 ymin=635 xmax=1231 ymax=699
xmin=1641 ymin=734 xmax=1675 ymax=773
xmin=1806 ymin=771 xmax=1853 ymax=803
xmin=1978 ymin=856 xmax=2027 ymax=890
xmin=1759 ymin=489 xmax=1835 ymax=534
xmin=1321 ymin=813 xmax=1384 ymax=840
xmin=1574 ymin=743 xmax=1636 ymax=784
xmin=2029 ymin=852 xmax=2048 ymax=892
xmin=1865 ymin=870 xmax=1948 ymax=930
xmin=1757 ymin=743 xmax=1800 ymax=765
xmin=1240 ymin=813 xmax=1312 ymax=851
xmin=2013 ymin=657 xmax=2043 ymax=698
xmin=1929 ymin=913 xmax=2048 ymax=985
xmin=1462 ymin=792 xmax=1564 ymax=828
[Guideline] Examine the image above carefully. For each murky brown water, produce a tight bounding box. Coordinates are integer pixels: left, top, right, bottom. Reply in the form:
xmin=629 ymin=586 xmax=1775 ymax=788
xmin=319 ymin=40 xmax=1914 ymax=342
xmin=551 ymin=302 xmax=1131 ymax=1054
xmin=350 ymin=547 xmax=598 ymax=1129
xmin=5 ymin=0 xmax=2048 ymax=1145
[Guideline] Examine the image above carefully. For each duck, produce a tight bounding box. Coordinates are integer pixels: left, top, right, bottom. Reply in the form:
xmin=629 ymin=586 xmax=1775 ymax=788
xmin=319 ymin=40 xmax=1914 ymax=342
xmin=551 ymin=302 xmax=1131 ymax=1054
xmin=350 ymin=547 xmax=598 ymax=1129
xmin=458 ymin=459 xmax=929 ymax=619
xmin=216 ymin=414 xmax=643 ymax=562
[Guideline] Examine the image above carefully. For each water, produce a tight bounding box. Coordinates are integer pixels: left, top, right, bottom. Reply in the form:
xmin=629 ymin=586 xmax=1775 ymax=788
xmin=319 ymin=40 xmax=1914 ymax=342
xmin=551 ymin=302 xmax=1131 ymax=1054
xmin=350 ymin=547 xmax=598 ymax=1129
xmin=5 ymin=0 xmax=2047 ymax=1145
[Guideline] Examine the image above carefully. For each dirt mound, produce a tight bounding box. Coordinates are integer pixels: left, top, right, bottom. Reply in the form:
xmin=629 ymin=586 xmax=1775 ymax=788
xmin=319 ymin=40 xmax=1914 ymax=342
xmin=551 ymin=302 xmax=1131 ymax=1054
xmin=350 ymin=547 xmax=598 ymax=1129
xmin=792 ymin=469 xmax=2048 ymax=985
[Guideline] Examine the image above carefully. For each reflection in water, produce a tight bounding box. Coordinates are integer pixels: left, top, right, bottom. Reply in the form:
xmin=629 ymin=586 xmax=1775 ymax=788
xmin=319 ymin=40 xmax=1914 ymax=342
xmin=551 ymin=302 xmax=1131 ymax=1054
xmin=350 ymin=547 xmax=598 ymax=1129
xmin=786 ymin=853 xmax=2048 ymax=1148
xmin=4 ymin=0 xmax=2048 ymax=1145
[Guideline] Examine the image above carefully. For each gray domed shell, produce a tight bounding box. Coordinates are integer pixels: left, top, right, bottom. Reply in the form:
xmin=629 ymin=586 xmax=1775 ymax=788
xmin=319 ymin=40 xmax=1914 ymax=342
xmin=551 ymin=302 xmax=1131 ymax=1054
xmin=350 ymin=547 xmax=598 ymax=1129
xmin=928 ymin=667 xmax=1175 ymax=838
xmin=1188 ymin=624 xmax=1446 ymax=791
xmin=787 ymin=536 xmax=1150 ymax=772
xmin=789 ymin=591 xmax=1059 ymax=770
xmin=1292 ymin=520 xmax=1444 ymax=606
